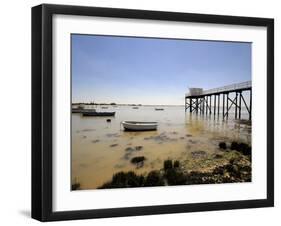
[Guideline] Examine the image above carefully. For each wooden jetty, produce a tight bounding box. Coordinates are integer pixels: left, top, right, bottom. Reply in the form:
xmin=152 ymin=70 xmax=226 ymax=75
xmin=185 ymin=81 xmax=252 ymax=120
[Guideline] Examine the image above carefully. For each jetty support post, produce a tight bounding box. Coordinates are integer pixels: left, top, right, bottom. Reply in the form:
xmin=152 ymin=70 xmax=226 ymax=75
xmin=202 ymin=97 xmax=205 ymax=114
xmin=205 ymin=96 xmax=209 ymax=115
xmin=218 ymin=94 xmax=220 ymax=116
xmin=249 ymin=90 xmax=252 ymax=120
xmin=226 ymin=93 xmax=229 ymax=118
xmin=238 ymin=91 xmax=242 ymax=119
xmin=214 ymin=95 xmax=216 ymax=116
xmin=198 ymin=97 xmax=202 ymax=115
xmin=235 ymin=92 xmax=238 ymax=119
xmin=196 ymin=98 xmax=198 ymax=114
xmin=209 ymin=95 xmax=212 ymax=114
xmin=222 ymin=93 xmax=225 ymax=119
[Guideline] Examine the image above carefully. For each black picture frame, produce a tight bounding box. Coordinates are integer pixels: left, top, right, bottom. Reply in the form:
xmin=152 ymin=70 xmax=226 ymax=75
xmin=32 ymin=3 xmax=274 ymax=222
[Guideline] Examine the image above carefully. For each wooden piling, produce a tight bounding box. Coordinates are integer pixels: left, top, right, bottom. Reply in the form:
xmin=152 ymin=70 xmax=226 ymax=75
xmin=239 ymin=92 xmax=242 ymax=119
xmin=209 ymin=95 xmax=212 ymax=114
xmin=218 ymin=94 xmax=220 ymax=116
xmin=235 ymin=92 xmax=238 ymax=119
xmin=226 ymin=93 xmax=229 ymax=118
xmin=223 ymin=93 xmax=225 ymax=118
xmin=196 ymin=98 xmax=198 ymax=114
xmin=249 ymin=90 xmax=252 ymax=120
xmin=214 ymin=95 xmax=216 ymax=115
xmin=202 ymin=97 xmax=205 ymax=114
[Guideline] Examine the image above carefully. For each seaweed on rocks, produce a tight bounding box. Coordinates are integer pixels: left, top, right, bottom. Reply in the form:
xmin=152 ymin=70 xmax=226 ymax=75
xmin=131 ymin=156 xmax=146 ymax=164
xmin=99 ymin=154 xmax=251 ymax=189
xmin=230 ymin=141 xmax=251 ymax=156
xmin=131 ymin=156 xmax=146 ymax=167
xmin=144 ymin=171 xmax=165 ymax=186
xmin=230 ymin=141 xmax=239 ymax=150
xmin=164 ymin=159 xmax=173 ymax=170
xmin=165 ymin=168 xmax=187 ymax=185
xmin=174 ymin=160 xmax=180 ymax=168
xmin=98 ymin=171 xmax=145 ymax=188
xmin=219 ymin=142 xmax=227 ymax=150
xmin=72 ymin=182 xmax=81 ymax=190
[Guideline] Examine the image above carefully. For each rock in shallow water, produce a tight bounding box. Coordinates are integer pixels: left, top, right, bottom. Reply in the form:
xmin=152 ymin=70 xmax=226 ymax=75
xmin=131 ymin=156 xmax=146 ymax=168
xmin=135 ymin=146 xmax=143 ymax=151
xmin=219 ymin=142 xmax=227 ymax=150
xmin=131 ymin=156 xmax=146 ymax=164
xmin=92 ymin=139 xmax=100 ymax=143
xmin=125 ymin=147 xmax=135 ymax=152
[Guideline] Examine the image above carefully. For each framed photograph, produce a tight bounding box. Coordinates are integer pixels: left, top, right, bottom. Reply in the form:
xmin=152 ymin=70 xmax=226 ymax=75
xmin=32 ymin=4 xmax=274 ymax=221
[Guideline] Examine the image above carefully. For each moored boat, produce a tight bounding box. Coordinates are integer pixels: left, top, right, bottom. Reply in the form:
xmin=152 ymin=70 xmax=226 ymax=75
xmin=155 ymin=108 xmax=164 ymax=111
xmin=72 ymin=109 xmax=90 ymax=113
xmin=72 ymin=104 xmax=86 ymax=113
xmin=121 ymin=121 xmax=158 ymax=131
xmin=83 ymin=111 xmax=115 ymax=117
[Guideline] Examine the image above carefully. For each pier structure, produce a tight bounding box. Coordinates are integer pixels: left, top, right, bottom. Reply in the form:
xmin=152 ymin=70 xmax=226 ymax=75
xmin=185 ymin=81 xmax=252 ymax=120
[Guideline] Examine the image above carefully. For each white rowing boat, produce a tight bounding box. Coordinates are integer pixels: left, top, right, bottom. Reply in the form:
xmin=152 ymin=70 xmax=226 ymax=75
xmin=121 ymin=121 xmax=158 ymax=131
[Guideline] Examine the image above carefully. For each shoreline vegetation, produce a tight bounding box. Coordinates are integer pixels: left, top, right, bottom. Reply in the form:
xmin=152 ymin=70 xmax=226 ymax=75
xmin=72 ymin=141 xmax=251 ymax=190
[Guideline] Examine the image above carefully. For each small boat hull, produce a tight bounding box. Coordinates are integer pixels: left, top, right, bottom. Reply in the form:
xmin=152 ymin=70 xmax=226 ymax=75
xmin=83 ymin=112 xmax=115 ymax=117
xmin=72 ymin=109 xmax=93 ymax=113
xmin=155 ymin=108 xmax=164 ymax=111
xmin=122 ymin=121 xmax=157 ymax=131
xmin=72 ymin=109 xmax=82 ymax=113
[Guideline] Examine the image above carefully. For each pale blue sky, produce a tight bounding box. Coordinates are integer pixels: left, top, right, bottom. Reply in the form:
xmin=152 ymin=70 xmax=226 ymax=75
xmin=71 ymin=34 xmax=251 ymax=105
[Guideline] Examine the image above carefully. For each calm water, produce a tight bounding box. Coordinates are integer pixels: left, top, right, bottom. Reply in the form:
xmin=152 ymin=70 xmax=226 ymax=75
xmin=72 ymin=105 xmax=251 ymax=189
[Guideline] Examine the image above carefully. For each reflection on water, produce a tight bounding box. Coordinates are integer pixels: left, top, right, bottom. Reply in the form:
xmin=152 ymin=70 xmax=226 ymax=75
xmin=72 ymin=105 xmax=251 ymax=189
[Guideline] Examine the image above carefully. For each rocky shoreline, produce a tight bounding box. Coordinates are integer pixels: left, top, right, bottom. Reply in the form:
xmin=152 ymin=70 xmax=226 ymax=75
xmin=96 ymin=141 xmax=251 ymax=189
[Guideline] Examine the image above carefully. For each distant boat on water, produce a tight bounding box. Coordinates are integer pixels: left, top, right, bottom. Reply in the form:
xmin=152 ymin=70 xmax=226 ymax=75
xmin=83 ymin=111 xmax=115 ymax=117
xmin=72 ymin=105 xmax=115 ymax=116
xmin=72 ymin=104 xmax=85 ymax=113
xmin=101 ymin=106 xmax=108 ymax=109
xmin=132 ymin=107 xmax=139 ymax=109
xmin=72 ymin=109 xmax=84 ymax=113
xmin=121 ymin=121 xmax=158 ymax=131
xmin=72 ymin=105 xmax=88 ymax=113
xmin=155 ymin=108 xmax=164 ymax=111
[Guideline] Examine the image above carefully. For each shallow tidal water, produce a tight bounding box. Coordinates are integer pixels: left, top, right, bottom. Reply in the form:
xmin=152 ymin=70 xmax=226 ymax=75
xmin=72 ymin=105 xmax=251 ymax=189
